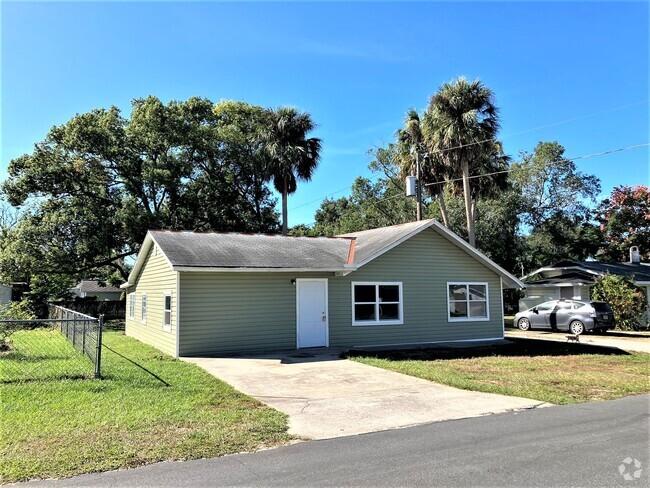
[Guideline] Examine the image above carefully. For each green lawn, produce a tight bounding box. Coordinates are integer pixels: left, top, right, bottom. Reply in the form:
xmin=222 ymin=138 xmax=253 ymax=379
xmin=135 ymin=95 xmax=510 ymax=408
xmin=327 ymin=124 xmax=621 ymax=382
xmin=1 ymin=330 xmax=291 ymax=483
xmin=348 ymin=339 xmax=650 ymax=405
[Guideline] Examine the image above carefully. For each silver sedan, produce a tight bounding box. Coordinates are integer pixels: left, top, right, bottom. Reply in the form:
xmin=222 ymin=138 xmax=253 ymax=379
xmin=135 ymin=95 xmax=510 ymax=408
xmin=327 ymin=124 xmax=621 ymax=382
xmin=514 ymin=299 xmax=615 ymax=335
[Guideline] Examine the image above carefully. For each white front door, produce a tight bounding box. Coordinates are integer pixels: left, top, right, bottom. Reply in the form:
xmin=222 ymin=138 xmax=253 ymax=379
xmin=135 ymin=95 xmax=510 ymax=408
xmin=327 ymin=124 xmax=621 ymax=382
xmin=296 ymin=279 xmax=329 ymax=348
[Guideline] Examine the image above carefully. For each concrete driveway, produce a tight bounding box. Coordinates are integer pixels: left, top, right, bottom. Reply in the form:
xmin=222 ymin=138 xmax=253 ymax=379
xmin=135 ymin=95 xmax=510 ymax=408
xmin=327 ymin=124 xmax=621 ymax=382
xmin=184 ymin=349 xmax=548 ymax=440
xmin=506 ymin=329 xmax=650 ymax=353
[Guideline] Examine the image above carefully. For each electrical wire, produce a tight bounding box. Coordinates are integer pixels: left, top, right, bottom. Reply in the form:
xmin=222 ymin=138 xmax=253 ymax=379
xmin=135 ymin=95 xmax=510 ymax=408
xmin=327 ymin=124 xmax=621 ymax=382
xmin=288 ymin=99 xmax=649 ymax=212
xmin=296 ymin=141 xmax=649 ymax=229
xmin=422 ymin=142 xmax=650 ymax=187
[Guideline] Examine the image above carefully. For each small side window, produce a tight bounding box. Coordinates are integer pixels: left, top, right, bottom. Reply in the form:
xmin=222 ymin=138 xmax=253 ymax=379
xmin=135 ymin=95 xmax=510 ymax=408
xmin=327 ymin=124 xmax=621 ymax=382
xmin=163 ymin=292 xmax=172 ymax=332
xmin=141 ymin=294 xmax=148 ymax=323
xmin=128 ymin=293 xmax=136 ymax=320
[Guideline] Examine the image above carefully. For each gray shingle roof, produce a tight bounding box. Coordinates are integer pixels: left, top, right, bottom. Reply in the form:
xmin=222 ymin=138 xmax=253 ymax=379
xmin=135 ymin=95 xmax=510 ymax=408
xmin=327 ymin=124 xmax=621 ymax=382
xmin=553 ymin=260 xmax=650 ymax=282
xmin=123 ymin=219 xmax=523 ymax=289
xmin=339 ymin=220 xmax=434 ymax=265
xmin=150 ymin=231 xmax=353 ymax=270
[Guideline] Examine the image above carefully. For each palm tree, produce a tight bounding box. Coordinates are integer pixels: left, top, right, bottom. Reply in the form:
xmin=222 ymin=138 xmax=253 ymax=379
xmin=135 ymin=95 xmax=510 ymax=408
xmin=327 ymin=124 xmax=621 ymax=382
xmin=423 ymin=77 xmax=500 ymax=246
xmin=397 ymin=109 xmax=450 ymax=226
xmin=262 ymin=107 xmax=322 ymax=234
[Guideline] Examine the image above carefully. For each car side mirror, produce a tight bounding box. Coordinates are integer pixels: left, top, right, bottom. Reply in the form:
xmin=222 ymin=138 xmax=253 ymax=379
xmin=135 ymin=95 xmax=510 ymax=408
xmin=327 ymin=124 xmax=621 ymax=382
xmin=532 ymin=308 xmax=538 ymax=314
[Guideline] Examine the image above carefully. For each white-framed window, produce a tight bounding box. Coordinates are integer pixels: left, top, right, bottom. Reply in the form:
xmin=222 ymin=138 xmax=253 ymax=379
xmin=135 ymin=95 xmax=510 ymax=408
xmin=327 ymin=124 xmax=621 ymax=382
xmin=141 ymin=293 xmax=147 ymax=323
xmin=163 ymin=291 xmax=172 ymax=332
xmin=128 ymin=293 xmax=136 ymax=320
xmin=352 ymin=282 xmax=403 ymax=326
xmin=447 ymin=282 xmax=489 ymax=321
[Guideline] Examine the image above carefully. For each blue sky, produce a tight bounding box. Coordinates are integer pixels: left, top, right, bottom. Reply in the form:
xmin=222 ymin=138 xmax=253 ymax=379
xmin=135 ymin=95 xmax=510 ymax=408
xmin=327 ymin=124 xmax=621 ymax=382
xmin=2 ymin=1 xmax=648 ymax=227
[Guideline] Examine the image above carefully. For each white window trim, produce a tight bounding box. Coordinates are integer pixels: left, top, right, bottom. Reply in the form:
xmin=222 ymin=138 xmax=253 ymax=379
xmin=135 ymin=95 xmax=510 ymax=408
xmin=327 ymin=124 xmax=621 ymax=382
xmin=128 ymin=293 xmax=136 ymax=320
xmin=447 ymin=282 xmax=490 ymax=322
xmin=351 ymin=281 xmax=403 ymax=326
xmin=163 ymin=291 xmax=172 ymax=332
xmin=141 ymin=293 xmax=147 ymax=324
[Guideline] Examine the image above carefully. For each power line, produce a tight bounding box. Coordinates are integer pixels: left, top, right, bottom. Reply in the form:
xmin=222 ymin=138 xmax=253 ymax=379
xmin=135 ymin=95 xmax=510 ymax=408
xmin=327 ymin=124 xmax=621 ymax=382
xmin=298 ymin=142 xmax=649 ymax=229
xmin=288 ymin=99 xmax=648 ymax=212
xmin=423 ymin=142 xmax=650 ymax=187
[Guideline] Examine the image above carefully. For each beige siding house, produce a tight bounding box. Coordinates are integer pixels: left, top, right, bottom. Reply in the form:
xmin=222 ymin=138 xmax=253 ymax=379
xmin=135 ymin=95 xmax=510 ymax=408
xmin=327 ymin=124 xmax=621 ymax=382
xmin=122 ymin=220 xmax=523 ymax=357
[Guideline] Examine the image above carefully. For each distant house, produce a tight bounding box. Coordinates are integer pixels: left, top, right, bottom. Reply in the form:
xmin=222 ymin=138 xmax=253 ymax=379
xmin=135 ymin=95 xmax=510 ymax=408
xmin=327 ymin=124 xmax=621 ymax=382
xmin=0 ymin=284 xmax=12 ymax=306
xmin=70 ymin=280 xmax=122 ymax=301
xmin=521 ymin=246 xmax=650 ymax=321
xmin=121 ymin=220 xmax=522 ymax=357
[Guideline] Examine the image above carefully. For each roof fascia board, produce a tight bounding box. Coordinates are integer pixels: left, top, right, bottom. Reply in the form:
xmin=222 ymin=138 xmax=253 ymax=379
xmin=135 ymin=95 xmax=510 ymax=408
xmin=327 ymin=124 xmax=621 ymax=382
xmin=121 ymin=232 xmax=175 ymax=288
xmin=430 ymin=221 xmax=525 ymax=288
xmin=523 ymin=266 xmax=602 ymax=280
xmin=173 ymin=266 xmax=352 ymax=273
xmin=523 ymin=283 xmax=586 ymax=287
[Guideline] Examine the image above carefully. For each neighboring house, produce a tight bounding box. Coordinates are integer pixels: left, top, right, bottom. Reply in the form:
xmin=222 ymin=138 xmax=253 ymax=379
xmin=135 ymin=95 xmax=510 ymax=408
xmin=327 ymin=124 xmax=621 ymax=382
xmin=521 ymin=246 xmax=650 ymax=323
xmin=121 ymin=219 xmax=523 ymax=357
xmin=70 ymin=280 xmax=123 ymax=301
xmin=0 ymin=284 xmax=12 ymax=306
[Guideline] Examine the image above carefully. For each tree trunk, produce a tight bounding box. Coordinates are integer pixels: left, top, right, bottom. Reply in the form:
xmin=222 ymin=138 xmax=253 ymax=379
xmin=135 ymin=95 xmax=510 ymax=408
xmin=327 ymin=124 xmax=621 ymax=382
xmin=461 ymin=159 xmax=476 ymax=247
xmin=282 ymin=177 xmax=288 ymax=235
xmin=438 ymin=192 xmax=450 ymax=227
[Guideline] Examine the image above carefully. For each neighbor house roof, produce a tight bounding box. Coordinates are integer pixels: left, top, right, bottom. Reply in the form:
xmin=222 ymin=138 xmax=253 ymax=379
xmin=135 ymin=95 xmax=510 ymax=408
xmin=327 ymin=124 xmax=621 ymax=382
xmin=524 ymin=260 xmax=650 ymax=285
xmin=74 ymin=280 xmax=121 ymax=294
xmin=121 ymin=220 xmax=524 ymax=289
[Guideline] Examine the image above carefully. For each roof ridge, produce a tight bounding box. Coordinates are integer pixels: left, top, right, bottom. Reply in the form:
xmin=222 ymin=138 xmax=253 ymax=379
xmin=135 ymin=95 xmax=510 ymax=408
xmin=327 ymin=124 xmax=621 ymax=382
xmin=149 ymin=229 xmax=353 ymax=240
xmin=336 ymin=219 xmax=435 ymax=237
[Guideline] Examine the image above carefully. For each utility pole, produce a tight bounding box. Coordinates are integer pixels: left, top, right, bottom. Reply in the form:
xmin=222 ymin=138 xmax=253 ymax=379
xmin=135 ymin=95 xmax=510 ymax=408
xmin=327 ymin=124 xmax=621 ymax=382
xmin=415 ymin=150 xmax=423 ymax=221
xmin=406 ymin=147 xmax=424 ymax=221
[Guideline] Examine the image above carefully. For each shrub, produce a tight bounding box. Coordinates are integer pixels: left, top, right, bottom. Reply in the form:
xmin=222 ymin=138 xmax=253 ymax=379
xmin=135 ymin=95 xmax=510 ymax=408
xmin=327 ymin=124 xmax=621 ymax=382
xmin=591 ymin=275 xmax=648 ymax=330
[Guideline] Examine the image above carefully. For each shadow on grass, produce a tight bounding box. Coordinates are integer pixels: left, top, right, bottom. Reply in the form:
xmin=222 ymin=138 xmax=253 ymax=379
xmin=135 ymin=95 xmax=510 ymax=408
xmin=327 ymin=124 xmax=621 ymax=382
xmin=102 ymin=344 xmax=170 ymax=387
xmin=344 ymin=338 xmax=631 ymax=362
xmin=0 ymin=374 xmax=90 ymax=385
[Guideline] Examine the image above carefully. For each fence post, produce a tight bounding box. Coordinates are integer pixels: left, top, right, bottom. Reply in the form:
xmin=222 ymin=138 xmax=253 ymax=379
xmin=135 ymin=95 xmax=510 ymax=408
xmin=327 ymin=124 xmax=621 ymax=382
xmin=94 ymin=315 xmax=104 ymax=379
xmin=82 ymin=320 xmax=86 ymax=355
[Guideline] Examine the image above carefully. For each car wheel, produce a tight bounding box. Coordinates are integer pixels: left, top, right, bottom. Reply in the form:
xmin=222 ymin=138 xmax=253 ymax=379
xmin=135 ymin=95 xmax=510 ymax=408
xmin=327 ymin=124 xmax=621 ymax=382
xmin=570 ymin=320 xmax=585 ymax=335
xmin=517 ymin=318 xmax=531 ymax=331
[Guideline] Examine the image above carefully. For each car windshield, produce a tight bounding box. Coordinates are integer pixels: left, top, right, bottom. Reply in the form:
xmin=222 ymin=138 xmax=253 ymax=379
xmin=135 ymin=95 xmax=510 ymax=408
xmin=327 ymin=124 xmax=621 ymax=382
xmin=592 ymin=302 xmax=613 ymax=313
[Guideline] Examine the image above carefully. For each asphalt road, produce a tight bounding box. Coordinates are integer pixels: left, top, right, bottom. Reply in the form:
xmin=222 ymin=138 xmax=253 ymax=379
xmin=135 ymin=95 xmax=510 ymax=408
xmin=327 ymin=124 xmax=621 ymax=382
xmin=25 ymin=395 xmax=650 ymax=487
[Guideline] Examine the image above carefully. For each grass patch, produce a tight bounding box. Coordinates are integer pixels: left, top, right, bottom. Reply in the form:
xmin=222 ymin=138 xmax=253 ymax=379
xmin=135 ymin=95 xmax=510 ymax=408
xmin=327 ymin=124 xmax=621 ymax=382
xmin=347 ymin=339 xmax=650 ymax=405
xmin=1 ymin=330 xmax=291 ymax=483
xmin=0 ymin=328 xmax=96 ymax=382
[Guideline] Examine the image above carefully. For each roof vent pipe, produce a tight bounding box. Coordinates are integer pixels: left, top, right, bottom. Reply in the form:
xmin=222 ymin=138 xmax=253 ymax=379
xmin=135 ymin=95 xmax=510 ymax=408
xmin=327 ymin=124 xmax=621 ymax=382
xmin=630 ymin=246 xmax=640 ymax=264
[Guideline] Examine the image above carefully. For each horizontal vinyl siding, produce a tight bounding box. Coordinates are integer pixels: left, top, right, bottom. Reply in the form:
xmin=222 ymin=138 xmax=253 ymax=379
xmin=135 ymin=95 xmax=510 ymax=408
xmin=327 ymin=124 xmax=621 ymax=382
xmin=328 ymin=228 xmax=504 ymax=347
xmin=124 ymin=248 xmax=177 ymax=356
xmin=179 ymin=272 xmax=330 ymax=356
xmin=177 ymin=228 xmax=508 ymax=355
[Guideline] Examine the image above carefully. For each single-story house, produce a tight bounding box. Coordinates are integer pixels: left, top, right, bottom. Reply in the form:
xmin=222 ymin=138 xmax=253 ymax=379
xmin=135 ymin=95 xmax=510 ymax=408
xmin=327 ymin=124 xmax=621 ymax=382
xmin=70 ymin=280 xmax=123 ymax=301
xmin=521 ymin=246 xmax=650 ymax=323
xmin=121 ymin=219 xmax=523 ymax=357
xmin=0 ymin=284 xmax=12 ymax=306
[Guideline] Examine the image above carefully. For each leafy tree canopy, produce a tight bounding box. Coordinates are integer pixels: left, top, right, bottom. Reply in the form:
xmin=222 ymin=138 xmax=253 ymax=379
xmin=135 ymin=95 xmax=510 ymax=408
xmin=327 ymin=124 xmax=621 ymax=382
xmin=511 ymin=141 xmax=601 ymax=229
xmin=596 ymin=185 xmax=650 ymax=262
xmin=1 ymin=97 xmax=280 ymax=287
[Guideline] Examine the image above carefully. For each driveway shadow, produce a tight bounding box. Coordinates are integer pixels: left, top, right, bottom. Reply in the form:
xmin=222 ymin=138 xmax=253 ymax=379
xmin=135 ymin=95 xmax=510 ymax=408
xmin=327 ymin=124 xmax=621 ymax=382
xmin=192 ymin=347 xmax=347 ymax=365
xmin=344 ymin=337 xmax=630 ymax=361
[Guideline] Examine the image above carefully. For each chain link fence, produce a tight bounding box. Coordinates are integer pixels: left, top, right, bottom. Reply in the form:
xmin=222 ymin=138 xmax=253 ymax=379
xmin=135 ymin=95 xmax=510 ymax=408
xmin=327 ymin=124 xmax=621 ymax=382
xmin=0 ymin=305 xmax=104 ymax=383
